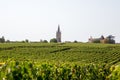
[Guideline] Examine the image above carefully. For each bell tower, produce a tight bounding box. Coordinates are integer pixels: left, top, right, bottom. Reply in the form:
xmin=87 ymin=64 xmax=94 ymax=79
xmin=56 ymin=25 xmax=61 ymax=42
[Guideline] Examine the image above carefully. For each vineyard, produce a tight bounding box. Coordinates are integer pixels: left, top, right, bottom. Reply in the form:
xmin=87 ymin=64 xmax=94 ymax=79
xmin=0 ymin=43 xmax=120 ymax=80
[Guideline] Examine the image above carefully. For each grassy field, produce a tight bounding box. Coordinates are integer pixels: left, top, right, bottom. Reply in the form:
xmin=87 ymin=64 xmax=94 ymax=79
xmin=0 ymin=43 xmax=120 ymax=79
xmin=0 ymin=43 xmax=120 ymax=64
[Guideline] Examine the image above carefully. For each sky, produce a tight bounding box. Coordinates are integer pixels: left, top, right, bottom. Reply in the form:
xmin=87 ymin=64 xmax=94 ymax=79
xmin=0 ymin=0 xmax=120 ymax=42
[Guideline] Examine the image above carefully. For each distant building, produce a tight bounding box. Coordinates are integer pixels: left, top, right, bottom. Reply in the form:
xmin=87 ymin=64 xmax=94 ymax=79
xmin=56 ymin=25 xmax=61 ymax=42
xmin=88 ymin=35 xmax=115 ymax=44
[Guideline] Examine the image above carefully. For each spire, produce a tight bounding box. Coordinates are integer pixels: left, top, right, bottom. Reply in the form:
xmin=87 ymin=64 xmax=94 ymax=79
xmin=58 ymin=24 xmax=60 ymax=32
xmin=56 ymin=24 xmax=61 ymax=42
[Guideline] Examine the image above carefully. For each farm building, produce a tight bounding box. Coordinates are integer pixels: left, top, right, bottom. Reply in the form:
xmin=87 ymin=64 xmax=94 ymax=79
xmin=88 ymin=35 xmax=115 ymax=44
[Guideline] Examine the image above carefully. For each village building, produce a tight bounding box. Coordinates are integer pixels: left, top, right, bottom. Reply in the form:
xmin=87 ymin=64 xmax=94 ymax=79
xmin=88 ymin=35 xmax=115 ymax=44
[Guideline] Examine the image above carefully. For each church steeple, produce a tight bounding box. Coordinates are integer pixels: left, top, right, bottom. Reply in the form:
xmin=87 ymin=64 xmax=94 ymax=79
xmin=58 ymin=25 xmax=60 ymax=32
xmin=56 ymin=25 xmax=61 ymax=42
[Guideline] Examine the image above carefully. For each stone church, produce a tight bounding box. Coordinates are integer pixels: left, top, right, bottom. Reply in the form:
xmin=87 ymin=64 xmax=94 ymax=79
xmin=56 ymin=25 xmax=61 ymax=42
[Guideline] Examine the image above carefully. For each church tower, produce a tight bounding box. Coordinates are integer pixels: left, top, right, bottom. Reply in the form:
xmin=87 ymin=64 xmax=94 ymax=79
xmin=56 ymin=25 xmax=61 ymax=42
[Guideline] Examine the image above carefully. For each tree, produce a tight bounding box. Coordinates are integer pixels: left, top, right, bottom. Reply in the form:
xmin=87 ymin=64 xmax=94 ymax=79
xmin=50 ymin=38 xmax=57 ymax=43
xmin=43 ymin=40 xmax=48 ymax=43
xmin=107 ymin=35 xmax=115 ymax=40
xmin=74 ymin=40 xmax=78 ymax=43
xmin=21 ymin=40 xmax=25 ymax=43
xmin=0 ymin=36 xmax=5 ymax=43
xmin=106 ymin=35 xmax=115 ymax=44
xmin=6 ymin=40 xmax=10 ymax=43
xmin=25 ymin=39 xmax=29 ymax=43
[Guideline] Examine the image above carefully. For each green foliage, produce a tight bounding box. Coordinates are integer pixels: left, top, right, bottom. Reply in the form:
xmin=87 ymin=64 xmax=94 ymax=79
xmin=43 ymin=40 xmax=48 ymax=43
xmin=0 ymin=60 xmax=111 ymax=80
xmin=0 ymin=43 xmax=120 ymax=79
xmin=0 ymin=43 xmax=120 ymax=64
xmin=50 ymin=38 xmax=57 ymax=43
xmin=25 ymin=39 xmax=29 ymax=43
xmin=107 ymin=39 xmax=115 ymax=44
xmin=6 ymin=40 xmax=10 ymax=43
xmin=73 ymin=40 xmax=78 ymax=43
xmin=107 ymin=65 xmax=120 ymax=80
xmin=0 ymin=36 xmax=5 ymax=43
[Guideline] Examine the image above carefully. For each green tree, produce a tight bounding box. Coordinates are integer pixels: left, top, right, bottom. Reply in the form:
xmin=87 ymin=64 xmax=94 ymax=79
xmin=106 ymin=35 xmax=115 ymax=44
xmin=6 ymin=40 xmax=10 ymax=43
xmin=50 ymin=38 xmax=57 ymax=43
xmin=0 ymin=36 xmax=5 ymax=43
xmin=25 ymin=39 xmax=29 ymax=43
xmin=74 ymin=40 xmax=78 ymax=43
xmin=43 ymin=40 xmax=48 ymax=43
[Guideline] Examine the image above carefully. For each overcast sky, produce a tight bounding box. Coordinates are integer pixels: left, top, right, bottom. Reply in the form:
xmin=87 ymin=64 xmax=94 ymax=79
xmin=0 ymin=0 xmax=120 ymax=42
